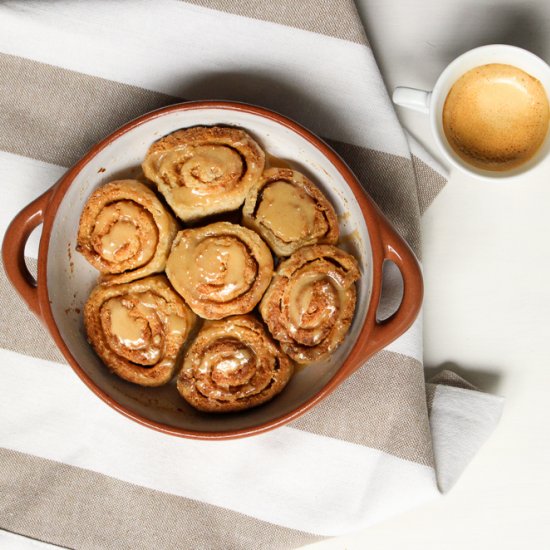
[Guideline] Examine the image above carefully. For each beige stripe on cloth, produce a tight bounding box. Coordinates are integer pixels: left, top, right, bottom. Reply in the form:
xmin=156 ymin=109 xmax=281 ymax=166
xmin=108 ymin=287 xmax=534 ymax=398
xmin=430 ymin=370 xmax=479 ymax=391
xmin=0 ymin=448 xmax=321 ymax=550
xmin=0 ymin=259 xmax=63 ymax=364
xmin=182 ymin=0 xmax=369 ymax=45
xmin=425 ymin=384 xmax=437 ymax=412
xmin=0 ymin=53 xmax=444 ymax=257
xmin=327 ymin=140 xmax=423 ymax=255
xmin=411 ymin=154 xmax=447 ymax=215
xmin=293 ymin=352 xmax=433 ymax=466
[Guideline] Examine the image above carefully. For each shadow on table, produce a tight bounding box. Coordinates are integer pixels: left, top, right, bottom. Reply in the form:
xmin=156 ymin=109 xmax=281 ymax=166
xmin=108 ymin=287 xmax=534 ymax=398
xmin=440 ymin=3 xmax=548 ymax=64
xmin=425 ymin=361 xmax=502 ymax=394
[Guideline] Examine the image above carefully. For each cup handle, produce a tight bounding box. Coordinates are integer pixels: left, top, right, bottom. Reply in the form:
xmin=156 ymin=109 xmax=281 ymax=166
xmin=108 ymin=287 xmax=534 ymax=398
xmin=392 ymin=87 xmax=432 ymax=114
xmin=1 ymin=189 xmax=54 ymax=319
xmin=344 ymin=215 xmax=423 ymax=374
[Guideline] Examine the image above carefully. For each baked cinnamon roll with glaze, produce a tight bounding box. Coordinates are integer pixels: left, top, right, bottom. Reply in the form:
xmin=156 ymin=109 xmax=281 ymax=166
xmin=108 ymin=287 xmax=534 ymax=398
xmin=142 ymin=126 xmax=265 ymax=222
xmin=242 ymin=168 xmax=339 ymax=256
xmin=84 ymin=275 xmax=196 ymax=387
xmin=76 ymin=180 xmax=178 ymax=284
xmin=166 ymin=222 xmax=273 ymax=320
xmin=178 ymin=315 xmax=294 ymax=412
xmin=260 ymin=245 xmax=360 ymax=363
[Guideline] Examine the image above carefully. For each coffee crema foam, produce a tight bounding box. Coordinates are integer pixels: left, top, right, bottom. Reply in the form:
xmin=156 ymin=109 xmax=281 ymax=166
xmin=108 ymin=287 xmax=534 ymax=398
xmin=443 ymin=63 xmax=549 ymax=171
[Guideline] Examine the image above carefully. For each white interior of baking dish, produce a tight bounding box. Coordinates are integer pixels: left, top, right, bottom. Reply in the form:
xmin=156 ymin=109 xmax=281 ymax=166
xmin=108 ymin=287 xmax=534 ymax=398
xmin=46 ymin=107 xmax=373 ymax=433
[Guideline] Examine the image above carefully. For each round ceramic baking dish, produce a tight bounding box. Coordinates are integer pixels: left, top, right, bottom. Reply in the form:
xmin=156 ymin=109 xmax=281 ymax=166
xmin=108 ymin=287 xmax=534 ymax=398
xmin=2 ymin=101 xmax=423 ymax=439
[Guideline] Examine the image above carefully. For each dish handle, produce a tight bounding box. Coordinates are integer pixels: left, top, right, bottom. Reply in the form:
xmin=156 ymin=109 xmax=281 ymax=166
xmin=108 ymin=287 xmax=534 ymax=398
xmin=346 ymin=215 xmax=423 ymax=373
xmin=2 ymin=189 xmax=54 ymax=320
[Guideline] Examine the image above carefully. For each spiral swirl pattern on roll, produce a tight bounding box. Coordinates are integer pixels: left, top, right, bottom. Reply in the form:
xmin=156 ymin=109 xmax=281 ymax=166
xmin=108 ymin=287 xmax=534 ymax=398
xmin=142 ymin=126 xmax=265 ymax=222
xmin=84 ymin=275 xmax=197 ymax=386
xmin=242 ymin=167 xmax=339 ymax=256
xmin=178 ymin=315 xmax=294 ymax=412
xmin=166 ymin=222 xmax=274 ymax=320
xmin=260 ymin=244 xmax=360 ymax=363
xmin=77 ymin=180 xmax=178 ymax=284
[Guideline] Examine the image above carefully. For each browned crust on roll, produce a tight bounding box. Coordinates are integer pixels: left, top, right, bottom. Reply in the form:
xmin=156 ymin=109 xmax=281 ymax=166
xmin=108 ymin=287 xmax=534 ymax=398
xmin=142 ymin=126 xmax=265 ymax=222
xmin=259 ymin=244 xmax=360 ymax=363
xmin=84 ymin=275 xmax=197 ymax=387
xmin=76 ymin=179 xmax=178 ymax=285
xmin=242 ymin=167 xmax=339 ymax=256
xmin=165 ymin=221 xmax=274 ymax=320
xmin=177 ymin=315 xmax=294 ymax=412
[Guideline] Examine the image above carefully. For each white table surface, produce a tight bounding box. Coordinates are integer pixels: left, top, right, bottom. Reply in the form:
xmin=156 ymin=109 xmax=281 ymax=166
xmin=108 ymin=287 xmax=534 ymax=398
xmin=306 ymin=0 xmax=550 ymax=548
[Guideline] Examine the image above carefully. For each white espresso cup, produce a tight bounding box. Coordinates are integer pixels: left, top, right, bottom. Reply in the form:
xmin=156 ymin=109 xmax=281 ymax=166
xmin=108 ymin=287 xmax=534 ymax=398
xmin=393 ymin=44 xmax=550 ymax=180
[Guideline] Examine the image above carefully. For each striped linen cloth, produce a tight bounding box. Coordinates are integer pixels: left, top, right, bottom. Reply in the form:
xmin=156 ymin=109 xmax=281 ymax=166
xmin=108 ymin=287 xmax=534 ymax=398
xmin=0 ymin=1 xmax=504 ymax=549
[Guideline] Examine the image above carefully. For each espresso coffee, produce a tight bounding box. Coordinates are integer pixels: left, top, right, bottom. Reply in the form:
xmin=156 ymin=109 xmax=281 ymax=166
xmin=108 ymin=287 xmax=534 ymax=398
xmin=443 ymin=63 xmax=549 ymax=171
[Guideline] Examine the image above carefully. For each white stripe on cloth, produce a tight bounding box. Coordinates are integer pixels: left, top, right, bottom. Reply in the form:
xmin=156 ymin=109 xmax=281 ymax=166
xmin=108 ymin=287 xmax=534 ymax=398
xmin=429 ymin=385 xmax=504 ymax=492
xmin=386 ymin=315 xmax=422 ymax=362
xmin=0 ymin=349 xmax=439 ymax=536
xmin=0 ymin=530 xmax=65 ymax=550
xmin=0 ymin=0 xmax=409 ymax=157
xmin=0 ymin=152 xmax=65 ymax=259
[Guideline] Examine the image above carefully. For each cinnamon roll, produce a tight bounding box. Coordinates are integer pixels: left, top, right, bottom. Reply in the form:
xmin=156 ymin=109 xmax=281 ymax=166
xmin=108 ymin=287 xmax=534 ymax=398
xmin=142 ymin=126 xmax=265 ymax=222
xmin=242 ymin=168 xmax=339 ymax=256
xmin=260 ymin=245 xmax=360 ymax=363
xmin=166 ymin=222 xmax=273 ymax=320
xmin=76 ymin=180 xmax=177 ymax=284
xmin=84 ymin=275 xmax=197 ymax=387
xmin=178 ymin=315 xmax=294 ymax=412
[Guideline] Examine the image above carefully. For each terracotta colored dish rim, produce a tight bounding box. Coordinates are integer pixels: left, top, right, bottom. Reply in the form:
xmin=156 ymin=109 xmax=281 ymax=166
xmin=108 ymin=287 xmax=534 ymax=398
xmin=2 ymin=100 xmax=423 ymax=440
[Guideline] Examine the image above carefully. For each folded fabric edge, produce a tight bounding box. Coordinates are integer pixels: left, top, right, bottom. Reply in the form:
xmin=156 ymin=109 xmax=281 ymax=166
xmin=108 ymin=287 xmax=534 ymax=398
xmin=427 ymin=382 xmax=504 ymax=492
